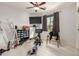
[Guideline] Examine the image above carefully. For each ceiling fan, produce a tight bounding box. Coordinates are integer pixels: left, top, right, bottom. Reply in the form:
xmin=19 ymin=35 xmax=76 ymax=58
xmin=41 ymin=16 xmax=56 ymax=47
xmin=26 ymin=2 xmax=46 ymax=12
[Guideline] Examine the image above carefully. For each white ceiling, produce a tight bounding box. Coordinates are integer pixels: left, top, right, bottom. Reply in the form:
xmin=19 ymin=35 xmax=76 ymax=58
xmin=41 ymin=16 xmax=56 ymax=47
xmin=0 ymin=2 xmax=63 ymax=16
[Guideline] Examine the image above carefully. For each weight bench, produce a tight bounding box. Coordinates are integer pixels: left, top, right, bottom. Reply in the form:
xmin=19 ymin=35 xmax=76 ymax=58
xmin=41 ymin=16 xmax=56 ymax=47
xmin=46 ymin=31 xmax=60 ymax=48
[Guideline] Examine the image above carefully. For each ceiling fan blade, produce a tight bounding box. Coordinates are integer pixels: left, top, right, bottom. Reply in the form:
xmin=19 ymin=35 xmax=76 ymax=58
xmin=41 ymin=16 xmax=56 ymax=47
xmin=39 ymin=2 xmax=46 ymax=6
xmin=35 ymin=2 xmax=38 ymax=6
xmin=26 ymin=7 xmax=34 ymax=9
xmin=30 ymin=2 xmax=36 ymax=6
xmin=39 ymin=7 xmax=46 ymax=10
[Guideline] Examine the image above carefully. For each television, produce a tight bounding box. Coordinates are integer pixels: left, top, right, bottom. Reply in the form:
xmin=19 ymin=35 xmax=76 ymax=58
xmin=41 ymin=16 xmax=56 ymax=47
xmin=29 ymin=17 xmax=41 ymax=24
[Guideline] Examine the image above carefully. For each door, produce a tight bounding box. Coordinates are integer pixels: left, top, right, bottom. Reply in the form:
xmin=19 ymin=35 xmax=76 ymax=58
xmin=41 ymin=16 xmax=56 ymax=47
xmin=76 ymin=3 xmax=79 ymax=48
xmin=76 ymin=15 xmax=79 ymax=48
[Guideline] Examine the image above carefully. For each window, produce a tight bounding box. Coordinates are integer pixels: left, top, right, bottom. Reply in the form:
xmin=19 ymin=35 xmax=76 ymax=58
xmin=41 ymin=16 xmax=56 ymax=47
xmin=47 ymin=16 xmax=54 ymax=32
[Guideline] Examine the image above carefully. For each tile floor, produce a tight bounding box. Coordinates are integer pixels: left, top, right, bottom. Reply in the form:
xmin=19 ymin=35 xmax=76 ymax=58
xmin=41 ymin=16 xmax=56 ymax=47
xmin=1 ymin=39 xmax=79 ymax=56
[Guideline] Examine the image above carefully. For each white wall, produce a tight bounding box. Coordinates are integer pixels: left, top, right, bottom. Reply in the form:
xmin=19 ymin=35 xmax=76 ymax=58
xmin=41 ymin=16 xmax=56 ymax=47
xmin=0 ymin=4 xmax=29 ymax=27
xmin=58 ymin=3 xmax=76 ymax=48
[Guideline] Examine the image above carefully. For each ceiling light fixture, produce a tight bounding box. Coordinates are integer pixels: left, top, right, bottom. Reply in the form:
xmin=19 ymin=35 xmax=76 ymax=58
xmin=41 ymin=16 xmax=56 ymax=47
xmin=34 ymin=7 xmax=39 ymax=10
xmin=34 ymin=7 xmax=39 ymax=12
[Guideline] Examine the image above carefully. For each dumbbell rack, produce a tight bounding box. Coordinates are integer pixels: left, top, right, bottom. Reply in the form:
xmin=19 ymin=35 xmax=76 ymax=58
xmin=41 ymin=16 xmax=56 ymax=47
xmin=17 ymin=30 xmax=29 ymax=45
xmin=17 ymin=30 xmax=29 ymax=39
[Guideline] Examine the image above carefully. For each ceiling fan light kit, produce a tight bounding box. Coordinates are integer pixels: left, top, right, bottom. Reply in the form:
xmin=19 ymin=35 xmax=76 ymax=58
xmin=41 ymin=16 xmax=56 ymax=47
xmin=34 ymin=7 xmax=39 ymax=10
